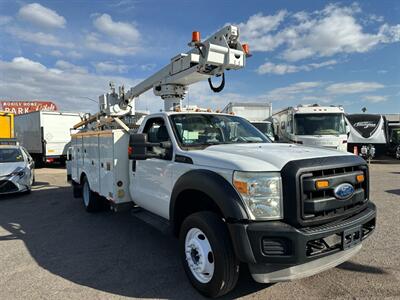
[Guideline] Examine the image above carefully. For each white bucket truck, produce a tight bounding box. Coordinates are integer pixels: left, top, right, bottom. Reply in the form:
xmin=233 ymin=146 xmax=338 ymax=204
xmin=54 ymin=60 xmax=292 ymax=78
xmin=70 ymin=26 xmax=375 ymax=298
xmin=272 ymin=104 xmax=348 ymax=151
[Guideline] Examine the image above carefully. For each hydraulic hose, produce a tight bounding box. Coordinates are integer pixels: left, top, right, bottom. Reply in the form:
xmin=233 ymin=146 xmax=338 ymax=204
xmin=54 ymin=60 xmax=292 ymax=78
xmin=208 ymin=73 xmax=225 ymax=93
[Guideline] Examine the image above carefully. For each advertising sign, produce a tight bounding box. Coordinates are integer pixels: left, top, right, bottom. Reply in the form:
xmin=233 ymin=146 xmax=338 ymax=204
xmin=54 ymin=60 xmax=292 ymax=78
xmin=0 ymin=101 xmax=58 ymax=115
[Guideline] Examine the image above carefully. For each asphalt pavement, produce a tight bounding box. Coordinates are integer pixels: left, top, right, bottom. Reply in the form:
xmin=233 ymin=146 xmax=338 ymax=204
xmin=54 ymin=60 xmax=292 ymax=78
xmin=0 ymin=162 xmax=399 ymax=299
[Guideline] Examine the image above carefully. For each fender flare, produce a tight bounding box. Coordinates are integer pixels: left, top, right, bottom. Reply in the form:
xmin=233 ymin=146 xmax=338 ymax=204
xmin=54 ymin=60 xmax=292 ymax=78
xmin=169 ymin=169 xmax=248 ymax=224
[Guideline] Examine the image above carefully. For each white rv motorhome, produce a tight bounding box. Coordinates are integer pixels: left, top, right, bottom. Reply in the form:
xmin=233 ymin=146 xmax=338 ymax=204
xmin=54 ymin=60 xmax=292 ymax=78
xmin=272 ymin=104 xmax=347 ymax=152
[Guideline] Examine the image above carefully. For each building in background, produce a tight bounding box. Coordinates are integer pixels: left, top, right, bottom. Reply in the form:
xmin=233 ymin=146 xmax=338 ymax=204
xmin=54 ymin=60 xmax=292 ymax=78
xmin=0 ymin=101 xmax=58 ymax=115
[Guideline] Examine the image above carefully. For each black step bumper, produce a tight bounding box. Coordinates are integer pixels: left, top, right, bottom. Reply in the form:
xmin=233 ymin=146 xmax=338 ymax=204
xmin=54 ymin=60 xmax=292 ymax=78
xmin=227 ymin=202 xmax=376 ymax=265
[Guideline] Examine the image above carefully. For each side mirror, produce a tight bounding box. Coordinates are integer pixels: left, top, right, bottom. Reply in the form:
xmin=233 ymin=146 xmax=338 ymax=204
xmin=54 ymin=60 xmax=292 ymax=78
xmin=128 ymin=133 xmax=148 ymax=160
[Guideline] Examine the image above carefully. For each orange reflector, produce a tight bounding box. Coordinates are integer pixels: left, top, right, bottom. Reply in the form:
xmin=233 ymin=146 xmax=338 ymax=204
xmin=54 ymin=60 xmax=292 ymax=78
xmin=207 ymin=108 xmax=212 ymax=112
xmin=233 ymin=180 xmax=248 ymax=194
xmin=356 ymin=174 xmax=364 ymax=183
xmin=242 ymin=43 xmax=250 ymax=55
xmin=216 ymin=109 xmax=221 ymax=113
xmin=315 ymin=180 xmax=329 ymax=189
xmin=229 ymin=112 xmax=235 ymax=115
xmin=192 ymin=31 xmax=201 ymax=43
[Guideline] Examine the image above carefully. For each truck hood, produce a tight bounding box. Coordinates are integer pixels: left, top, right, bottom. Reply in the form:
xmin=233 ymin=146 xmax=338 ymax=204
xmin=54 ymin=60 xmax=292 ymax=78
xmin=0 ymin=162 xmax=26 ymax=177
xmin=188 ymin=143 xmax=353 ymax=172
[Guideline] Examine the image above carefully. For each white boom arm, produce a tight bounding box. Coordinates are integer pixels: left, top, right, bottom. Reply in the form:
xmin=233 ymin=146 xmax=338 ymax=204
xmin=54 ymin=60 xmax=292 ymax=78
xmin=99 ymin=25 xmax=248 ymax=116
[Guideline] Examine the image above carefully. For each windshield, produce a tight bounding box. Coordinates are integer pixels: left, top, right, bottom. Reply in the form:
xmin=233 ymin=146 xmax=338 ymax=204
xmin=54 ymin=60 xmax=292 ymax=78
xmin=170 ymin=114 xmax=269 ymax=148
xmin=294 ymin=113 xmax=346 ymax=135
xmin=0 ymin=148 xmax=24 ymax=163
xmin=391 ymin=129 xmax=400 ymax=144
xmin=252 ymin=122 xmax=274 ymax=137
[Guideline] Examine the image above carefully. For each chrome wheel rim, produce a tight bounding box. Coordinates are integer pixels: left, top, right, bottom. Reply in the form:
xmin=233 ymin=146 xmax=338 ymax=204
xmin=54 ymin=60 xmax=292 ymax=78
xmin=185 ymin=228 xmax=214 ymax=283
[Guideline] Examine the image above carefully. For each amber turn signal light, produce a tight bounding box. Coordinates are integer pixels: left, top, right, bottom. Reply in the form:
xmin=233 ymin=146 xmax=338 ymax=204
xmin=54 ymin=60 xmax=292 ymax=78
xmin=315 ymin=180 xmax=329 ymax=189
xmin=234 ymin=180 xmax=248 ymax=194
xmin=356 ymin=174 xmax=365 ymax=183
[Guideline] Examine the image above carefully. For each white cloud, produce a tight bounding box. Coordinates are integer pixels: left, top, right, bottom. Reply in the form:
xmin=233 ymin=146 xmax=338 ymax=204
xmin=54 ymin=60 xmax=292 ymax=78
xmin=326 ymin=82 xmax=384 ymax=94
xmin=6 ymin=27 xmax=74 ymax=48
xmin=55 ymin=60 xmax=87 ymax=74
xmin=18 ymin=3 xmax=66 ymax=29
xmin=236 ymin=4 xmax=400 ymax=61
xmin=257 ymin=59 xmax=337 ymax=75
xmin=49 ymin=50 xmax=83 ymax=59
xmin=85 ymin=14 xmax=141 ymax=56
xmin=363 ymin=95 xmax=387 ymax=103
xmin=93 ymin=14 xmax=140 ymax=42
xmin=266 ymin=82 xmax=322 ymax=101
xmin=140 ymin=63 xmax=156 ymax=72
xmin=257 ymin=62 xmax=299 ymax=75
xmin=50 ymin=50 xmax=63 ymax=57
xmin=94 ymin=61 xmax=129 ymax=74
xmin=0 ymin=15 xmax=13 ymax=26
xmin=67 ymin=50 xmax=83 ymax=59
xmin=0 ymin=57 xmax=142 ymax=112
xmin=85 ymin=32 xmax=139 ymax=56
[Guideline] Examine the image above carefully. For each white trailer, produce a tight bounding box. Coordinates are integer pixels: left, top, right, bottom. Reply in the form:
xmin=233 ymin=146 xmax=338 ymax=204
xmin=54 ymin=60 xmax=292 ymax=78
xmin=272 ymin=104 xmax=348 ymax=152
xmin=14 ymin=111 xmax=81 ymax=165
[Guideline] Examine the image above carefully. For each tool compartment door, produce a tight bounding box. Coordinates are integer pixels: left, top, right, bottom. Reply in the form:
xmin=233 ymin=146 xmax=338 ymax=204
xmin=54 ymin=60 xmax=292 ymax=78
xmin=99 ymin=132 xmax=114 ymax=199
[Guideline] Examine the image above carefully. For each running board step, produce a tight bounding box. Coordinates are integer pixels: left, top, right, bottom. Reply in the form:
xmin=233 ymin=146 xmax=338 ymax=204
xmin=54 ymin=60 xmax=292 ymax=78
xmin=131 ymin=208 xmax=171 ymax=235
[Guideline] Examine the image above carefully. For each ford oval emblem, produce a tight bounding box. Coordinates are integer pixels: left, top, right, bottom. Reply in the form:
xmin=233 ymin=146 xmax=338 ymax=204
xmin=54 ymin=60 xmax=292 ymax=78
xmin=334 ymin=183 xmax=355 ymax=200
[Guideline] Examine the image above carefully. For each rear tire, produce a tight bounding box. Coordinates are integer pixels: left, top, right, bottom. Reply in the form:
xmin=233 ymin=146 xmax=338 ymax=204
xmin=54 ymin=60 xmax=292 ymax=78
xmin=72 ymin=181 xmax=82 ymax=198
xmin=179 ymin=211 xmax=239 ymax=298
xmin=81 ymin=177 xmax=103 ymax=212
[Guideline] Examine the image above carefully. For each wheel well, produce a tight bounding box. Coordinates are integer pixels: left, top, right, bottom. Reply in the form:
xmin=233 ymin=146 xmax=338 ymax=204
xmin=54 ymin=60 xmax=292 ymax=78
xmin=172 ymin=189 xmax=223 ymax=236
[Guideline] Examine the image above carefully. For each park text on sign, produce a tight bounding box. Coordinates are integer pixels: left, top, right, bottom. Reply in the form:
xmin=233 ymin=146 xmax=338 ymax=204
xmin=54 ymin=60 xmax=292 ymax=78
xmin=0 ymin=101 xmax=58 ymax=115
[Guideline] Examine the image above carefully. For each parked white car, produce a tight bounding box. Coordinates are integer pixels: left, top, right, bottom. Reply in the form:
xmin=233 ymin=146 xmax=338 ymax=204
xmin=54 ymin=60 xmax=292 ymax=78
xmin=0 ymin=145 xmax=35 ymax=194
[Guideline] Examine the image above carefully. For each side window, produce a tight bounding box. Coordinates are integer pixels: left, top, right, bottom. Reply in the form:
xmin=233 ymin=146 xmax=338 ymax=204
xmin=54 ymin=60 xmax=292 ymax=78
xmin=287 ymin=115 xmax=293 ymax=134
xmin=143 ymin=118 xmax=172 ymax=160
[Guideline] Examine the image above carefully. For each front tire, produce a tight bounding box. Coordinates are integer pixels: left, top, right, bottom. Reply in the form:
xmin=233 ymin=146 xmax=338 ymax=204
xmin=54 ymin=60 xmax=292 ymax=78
xmin=82 ymin=177 xmax=103 ymax=212
xmin=179 ymin=211 xmax=239 ymax=298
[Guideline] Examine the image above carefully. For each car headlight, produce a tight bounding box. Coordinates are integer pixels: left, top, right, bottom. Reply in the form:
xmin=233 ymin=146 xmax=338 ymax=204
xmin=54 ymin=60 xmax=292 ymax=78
xmin=233 ymin=171 xmax=283 ymax=220
xmin=8 ymin=168 xmax=25 ymax=178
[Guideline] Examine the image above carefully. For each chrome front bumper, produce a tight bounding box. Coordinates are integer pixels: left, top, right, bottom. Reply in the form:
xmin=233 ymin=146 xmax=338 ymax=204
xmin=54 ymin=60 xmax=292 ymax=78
xmin=249 ymin=244 xmax=362 ymax=283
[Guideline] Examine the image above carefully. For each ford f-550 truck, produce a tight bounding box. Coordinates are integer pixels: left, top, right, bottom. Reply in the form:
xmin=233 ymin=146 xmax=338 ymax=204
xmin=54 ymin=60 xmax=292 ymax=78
xmin=70 ymin=25 xmax=376 ymax=298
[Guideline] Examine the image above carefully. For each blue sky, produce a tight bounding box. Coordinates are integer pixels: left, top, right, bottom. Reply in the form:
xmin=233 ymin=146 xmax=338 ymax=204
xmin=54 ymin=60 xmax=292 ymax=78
xmin=0 ymin=0 xmax=399 ymax=114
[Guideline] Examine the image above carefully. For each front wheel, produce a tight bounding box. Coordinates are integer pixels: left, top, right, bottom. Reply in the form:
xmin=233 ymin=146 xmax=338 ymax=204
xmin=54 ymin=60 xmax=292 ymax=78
xmin=179 ymin=211 xmax=239 ymax=298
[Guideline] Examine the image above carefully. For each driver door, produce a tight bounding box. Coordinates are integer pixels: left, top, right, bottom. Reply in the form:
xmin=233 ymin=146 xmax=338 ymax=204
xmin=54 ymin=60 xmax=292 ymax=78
xmin=130 ymin=117 xmax=175 ymax=219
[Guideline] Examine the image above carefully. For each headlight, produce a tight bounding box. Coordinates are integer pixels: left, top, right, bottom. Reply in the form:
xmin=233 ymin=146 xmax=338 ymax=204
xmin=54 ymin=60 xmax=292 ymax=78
xmin=233 ymin=171 xmax=283 ymax=220
xmin=8 ymin=168 xmax=25 ymax=178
